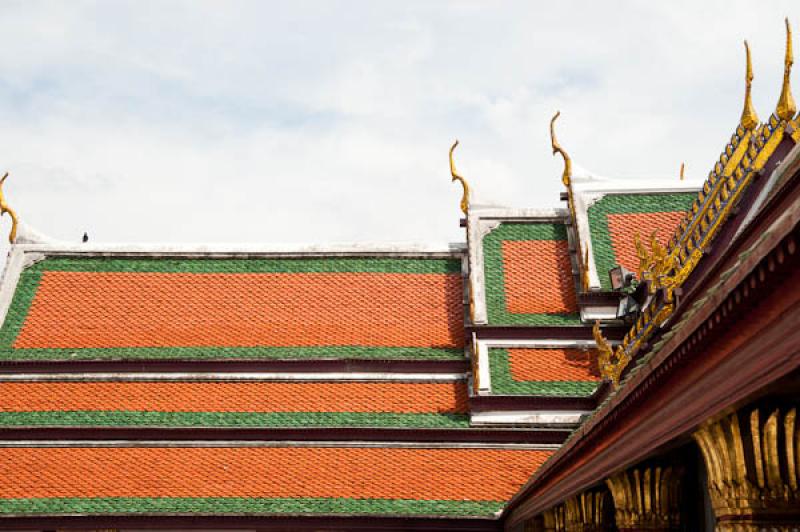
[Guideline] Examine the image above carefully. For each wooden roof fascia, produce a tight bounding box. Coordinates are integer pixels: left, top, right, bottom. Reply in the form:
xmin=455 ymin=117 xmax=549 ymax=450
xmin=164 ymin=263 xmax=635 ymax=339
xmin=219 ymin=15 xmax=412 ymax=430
xmin=0 ymin=426 xmax=569 ymax=445
xmin=0 ymin=515 xmax=504 ymax=531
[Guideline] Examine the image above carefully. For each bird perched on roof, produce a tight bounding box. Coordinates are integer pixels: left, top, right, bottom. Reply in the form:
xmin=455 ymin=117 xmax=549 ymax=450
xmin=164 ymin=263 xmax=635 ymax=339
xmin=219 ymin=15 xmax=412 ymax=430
xmin=82 ymin=232 xmax=88 ymax=243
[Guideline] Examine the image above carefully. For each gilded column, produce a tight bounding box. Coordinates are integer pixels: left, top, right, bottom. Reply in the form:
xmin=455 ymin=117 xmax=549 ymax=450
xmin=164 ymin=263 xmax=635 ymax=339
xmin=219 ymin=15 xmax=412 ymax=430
xmin=605 ymin=464 xmax=683 ymax=530
xmin=542 ymin=505 xmax=566 ymax=532
xmin=693 ymin=406 xmax=800 ymax=531
xmin=564 ymin=490 xmax=612 ymax=531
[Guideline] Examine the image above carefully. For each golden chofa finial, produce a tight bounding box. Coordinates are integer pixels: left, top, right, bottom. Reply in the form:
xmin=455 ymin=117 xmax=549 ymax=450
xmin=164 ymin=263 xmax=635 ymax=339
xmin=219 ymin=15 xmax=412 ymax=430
xmin=0 ymin=172 xmax=19 ymax=244
xmin=741 ymin=41 xmax=759 ymax=130
xmin=679 ymin=162 xmax=686 ymax=181
xmin=449 ymin=140 xmax=471 ymax=215
xmin=550 ymin=111 xmax=572 ymax=187
xmin=777 ymin=18 xmax=796 ymax=121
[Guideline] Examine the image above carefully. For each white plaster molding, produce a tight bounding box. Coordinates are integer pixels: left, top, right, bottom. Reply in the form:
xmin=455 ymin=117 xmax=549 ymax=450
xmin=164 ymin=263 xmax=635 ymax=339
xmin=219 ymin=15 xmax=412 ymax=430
xmin=467 ymin=208 xmax=569 ymax=325
xmin=476 ymin=339 xmax=491 ymax=395
xmin=470 ymin=410 xmax=588 ymax=426
xmin=11 ymin=241 xmax=467 ymax=257
xmin=13 ymin=221 xmax=65 ymax=245
xmin=476 ymin=339 xmax=604 ymax=348
xmin=474 ymin=338 xmax=618 ymax=399
xmin=0 ymin=247 xmax=34 ymax=327
xmin=580 ymin=306 xmax=620 ymax=321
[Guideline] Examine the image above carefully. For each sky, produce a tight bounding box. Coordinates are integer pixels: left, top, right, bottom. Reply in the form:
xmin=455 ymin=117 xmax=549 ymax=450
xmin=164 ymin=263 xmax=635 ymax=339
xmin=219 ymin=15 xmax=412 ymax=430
xmin=0 ymin=1 xmax=798 ymax=254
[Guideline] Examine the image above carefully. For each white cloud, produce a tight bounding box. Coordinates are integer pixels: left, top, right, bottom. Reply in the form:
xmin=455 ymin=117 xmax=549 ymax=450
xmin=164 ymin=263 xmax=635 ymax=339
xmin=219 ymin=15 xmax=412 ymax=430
xmin=0 ymin=0 xmax=796 ymax=260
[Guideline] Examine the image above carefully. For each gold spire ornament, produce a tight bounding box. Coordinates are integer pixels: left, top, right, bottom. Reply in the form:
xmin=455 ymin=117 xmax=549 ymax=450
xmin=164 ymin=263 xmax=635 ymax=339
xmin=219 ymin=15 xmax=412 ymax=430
xmin=679 ymin=162 xmax=686 ymax=181
xmin=777 ymin=18 xmax=796 ymax=121
xmin=741 ymin=41 xmax=760 ymax=130
xmin=550 ymin=111 xmax=572 ymax=186
xmin=0 ymin=172 xmax=19 ymax=244
xmin=449 ymin=140 xmax=471 ymax=215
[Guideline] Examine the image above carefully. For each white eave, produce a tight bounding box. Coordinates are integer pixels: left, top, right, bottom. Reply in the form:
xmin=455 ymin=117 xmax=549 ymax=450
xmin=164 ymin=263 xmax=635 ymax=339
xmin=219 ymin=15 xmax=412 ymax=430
xmin=569 ymin=168 xmax=702 ymax=290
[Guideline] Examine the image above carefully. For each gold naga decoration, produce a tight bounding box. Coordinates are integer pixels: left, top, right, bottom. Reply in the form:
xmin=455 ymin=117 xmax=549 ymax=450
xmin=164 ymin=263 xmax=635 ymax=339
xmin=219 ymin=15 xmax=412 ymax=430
xmin=633 ymin=230 xmax=676 ymax=297
xmin=595 ymin=24 xmax=799 ymax=389
xmin=449 ymin=140 xmax=471 ymax=215
xmin=0 ymin=172 xmax=19 ymax=244
xmin=741 ymin=40 xmax=760 ymax=129
xmin=776 ymin=18 xmax=796 ymax=121
xmin=550 ymin=111 xmax=572 ymax=187
xmin=593 ymin=320 xmax=630 ymax=387
xmin=551 ymin=111 xmax=592 ymax=291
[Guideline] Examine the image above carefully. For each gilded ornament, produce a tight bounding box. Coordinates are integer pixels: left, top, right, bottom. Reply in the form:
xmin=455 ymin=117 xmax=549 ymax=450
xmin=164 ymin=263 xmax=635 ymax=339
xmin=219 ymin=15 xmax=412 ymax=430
xmin=693 ymin=405 xmax=800 ymax=530
xmin=564 ymin=490 xmax=609 ymax=531
xmin=581 ymin=247 xmax=590 ymax=292
xmin=593 ymin=321 xmax=629 ymax=388
xmin=634 ymin=231 xmax=651 ymax=284
xmin=0 ymin=172 xmax=19 ymax=244
xmin=777 ymin=18 xmax=796 ymax=121
xmin=609 ymin=34 xmax=791 ymax=378
xmin=741 ymin=41 xmax=760 ymax=130
xmin=448 ymin=140 xmax=471 ymax=215
xmin=679 ymin=162 xmax=686 ymax=181
xmin=550 ymin=111 xmax=572 ymax=187
xmin=606 ymin=465 xmax=682 ymax=529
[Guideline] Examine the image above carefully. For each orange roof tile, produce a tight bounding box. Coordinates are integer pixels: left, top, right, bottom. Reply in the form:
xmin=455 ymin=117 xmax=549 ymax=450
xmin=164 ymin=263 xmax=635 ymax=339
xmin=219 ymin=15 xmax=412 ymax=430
xmin=501 ymin=240 xmax=577 ymax=314
xmin=0 ymin=381 xmax=468 ymax=414
xmin=14 ymin=271 xmax=464 ymax=349
xmin=0 ymin=446 xmax=551 ymax=502
xmin=606 ymin=211 xmax=688 ymax=275
xmin=508 ymin=348 xmax=600 ymax=382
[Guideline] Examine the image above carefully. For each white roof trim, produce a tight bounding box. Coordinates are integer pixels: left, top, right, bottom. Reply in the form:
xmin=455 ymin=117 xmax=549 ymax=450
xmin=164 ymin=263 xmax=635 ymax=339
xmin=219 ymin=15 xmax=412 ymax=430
xmin=570 ymin=171 xmax=701 ymax=290
xmin=466 ymin=208 xmax=569 ymax=325
xmin=11 ymin=241 xmax=466 ymax=256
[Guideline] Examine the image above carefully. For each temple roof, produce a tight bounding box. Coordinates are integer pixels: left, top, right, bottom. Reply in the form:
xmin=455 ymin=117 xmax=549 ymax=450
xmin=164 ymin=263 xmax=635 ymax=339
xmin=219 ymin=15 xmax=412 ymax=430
xmin=2 ymin=23 xmax=796 ymax=527
xmin=0 ymin=254 xmax=465 ymax=363
xmin=488 ymin=347 xmax=600 ymax=397
xmin=0 ymin=379 xmax=471 ymax=429
xmin=0 ymin=445 xmax=552 ymax=518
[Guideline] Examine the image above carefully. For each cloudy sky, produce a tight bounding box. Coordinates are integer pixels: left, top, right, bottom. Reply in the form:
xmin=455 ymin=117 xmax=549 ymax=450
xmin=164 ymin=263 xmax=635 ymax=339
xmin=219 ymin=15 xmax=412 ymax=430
xmin=0 ymin=1 xmax=797 ymax=254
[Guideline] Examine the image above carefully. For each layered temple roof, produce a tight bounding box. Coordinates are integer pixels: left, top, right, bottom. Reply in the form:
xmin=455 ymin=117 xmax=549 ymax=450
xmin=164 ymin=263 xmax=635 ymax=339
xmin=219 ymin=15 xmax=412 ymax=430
xmin=0 ymin=21 xmax=798 ymax=531
xmin=0 ymin=256 xmax=465 ymax=361
xmin=0 ymin=379 xmax=472 ymax=429
xmin=0 ymin=446 xmax=552 ymax=517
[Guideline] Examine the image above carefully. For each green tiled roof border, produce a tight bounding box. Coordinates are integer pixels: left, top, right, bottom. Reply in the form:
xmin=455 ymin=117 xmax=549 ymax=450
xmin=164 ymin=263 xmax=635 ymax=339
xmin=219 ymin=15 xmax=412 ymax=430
xmin=587 ymin=193 xmax=695 ymax=290
xmin=0 ymin=346 xmax=465 ymax=362
xmin=21 ymin=256 xmax=462 ymax=274
xmin=0 ymin=411 xmax=471 ymax=429
xmin=482 ymin=222 xmax=580 ymax=326
xmin=0 ymin=257 xmax=465 ymax=361
xmin=0 ymin=497 xmax=504 ymax=517
xmin=488 ymin=348 xmax=599 ymax=396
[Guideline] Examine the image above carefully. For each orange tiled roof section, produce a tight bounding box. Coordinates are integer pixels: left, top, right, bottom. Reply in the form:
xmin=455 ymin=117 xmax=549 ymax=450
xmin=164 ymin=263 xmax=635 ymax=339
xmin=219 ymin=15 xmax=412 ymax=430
xmin=0 ymin=381 xmax=468 ymax=414
xmin=14 ymin=271 xmax=464 ymax=349
xmin=0 ymin=447 xmax=551 ymax=501
xmin=606 ymin=211 xmax=687 ymax=274
xmin=508 ymin=348 xmax=600 ymax=382
xmin=501 ymin=240 xmax=577 ymax=314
